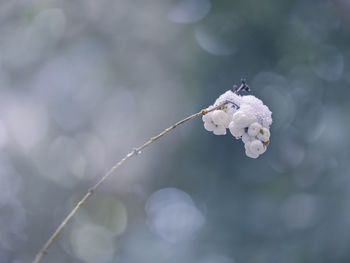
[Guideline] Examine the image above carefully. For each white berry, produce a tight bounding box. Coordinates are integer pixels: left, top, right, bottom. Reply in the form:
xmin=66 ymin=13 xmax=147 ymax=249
xmin=242 ymin=133 xmax=252 ymax=144
xmin=248 ymin=122 xmax=262 ymax=137
xmin=257 ymin=127 xmax=270 ymax=142
xmin=204 ymin=121 xmax=216 ymax=132
xmin=250 ymin=140 xmax=265 ymax=155
xmin=211 ymin=110 xmax=230 ymax=127
xmin=228 ymin=121 xmax=244 ymax=138
xmin=202 ymin=112 xmax=212 ymax=123
xmin=213 ymin=125 xmax=226 ymax=135
xmin=245 ymin=146 xmax=259 ymax=159
xmin=232 ymin=111 xmax=257 ymax=128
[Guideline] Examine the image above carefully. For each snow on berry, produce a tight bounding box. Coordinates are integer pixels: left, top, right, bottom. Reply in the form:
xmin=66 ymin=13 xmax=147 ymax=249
xmin=202 ymin=88 xmax=272 ymax=158
xmin=248 ymin=122 xmax=262 ymax=137
xmin=202 ymin=111 xmax=227 ymax=135
xmin=250 ymin=140 xmax=266 ymax=155
xmin=228 ymin=121 xmax=245 ymax=138
xmin=211 ymin=110 xmax=231 ymax=127
xmin=257 ymin=127 xmax=270 ymax=142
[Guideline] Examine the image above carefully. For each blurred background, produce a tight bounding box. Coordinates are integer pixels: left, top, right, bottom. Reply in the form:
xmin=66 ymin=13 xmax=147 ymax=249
xmin=1 ymin=0 xmax=350 ymax=262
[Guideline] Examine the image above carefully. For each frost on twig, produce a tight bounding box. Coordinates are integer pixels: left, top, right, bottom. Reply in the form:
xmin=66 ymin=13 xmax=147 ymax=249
xmin=202 ymin=89 xmax=272 ymax=158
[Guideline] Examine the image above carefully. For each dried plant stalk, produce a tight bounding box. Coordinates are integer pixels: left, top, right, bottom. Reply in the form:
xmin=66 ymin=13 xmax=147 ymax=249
xmin=32 ymin=101 xmax=231 ymax=263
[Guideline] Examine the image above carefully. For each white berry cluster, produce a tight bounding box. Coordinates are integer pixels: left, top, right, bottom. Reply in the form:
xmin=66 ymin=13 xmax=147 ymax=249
xmin=202 ymin=90 xmax=272 ymax=158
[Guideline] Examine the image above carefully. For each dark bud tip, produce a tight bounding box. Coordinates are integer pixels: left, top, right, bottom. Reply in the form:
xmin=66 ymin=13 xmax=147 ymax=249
xmin=240 ymin=78 xmax=251 ymax=92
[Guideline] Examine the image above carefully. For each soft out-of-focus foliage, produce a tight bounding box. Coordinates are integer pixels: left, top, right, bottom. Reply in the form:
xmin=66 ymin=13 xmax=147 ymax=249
xmin=0 ymin=0 xmax=350 ymax=262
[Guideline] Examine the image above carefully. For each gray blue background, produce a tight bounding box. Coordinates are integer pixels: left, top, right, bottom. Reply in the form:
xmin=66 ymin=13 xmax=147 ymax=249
xmin=0 ymin=0 xmax=349 ymax=262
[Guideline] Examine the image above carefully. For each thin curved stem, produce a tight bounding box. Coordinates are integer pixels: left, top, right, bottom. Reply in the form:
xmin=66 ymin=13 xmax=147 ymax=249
xmin=33 ymin=81 xmax=247 ymax=263
xmin=32 ymin=101 xmax=230 ymax=263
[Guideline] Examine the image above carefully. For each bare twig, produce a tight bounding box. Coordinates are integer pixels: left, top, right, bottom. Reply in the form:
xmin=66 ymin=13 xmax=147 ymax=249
xmin=32 ymin=99 xmax=234 ymax=263
xmin=32 ymin=82 xmax=248 ymax=263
